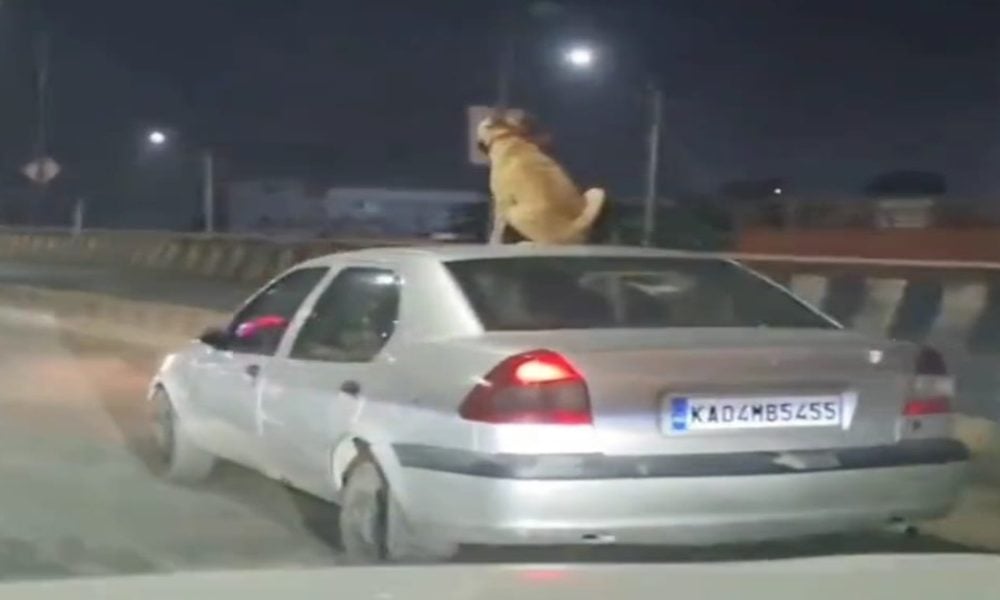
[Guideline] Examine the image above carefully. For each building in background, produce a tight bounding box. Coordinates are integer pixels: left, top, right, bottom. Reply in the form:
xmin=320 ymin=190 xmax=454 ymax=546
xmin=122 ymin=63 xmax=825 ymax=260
xmin=226 ymin=180 xmax=487 ymax=237
xmin=873 ymin=197 xmax=935 ymax=229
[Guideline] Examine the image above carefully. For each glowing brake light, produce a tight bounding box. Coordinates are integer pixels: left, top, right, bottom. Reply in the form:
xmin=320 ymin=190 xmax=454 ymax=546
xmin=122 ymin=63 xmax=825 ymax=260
xmin=513 ymin=355 xmax=578 ymax=384
xmin=902 ymin=397 xmax=951 ymax=416
xmin=459 ymin=350 xmax=592 ymax=425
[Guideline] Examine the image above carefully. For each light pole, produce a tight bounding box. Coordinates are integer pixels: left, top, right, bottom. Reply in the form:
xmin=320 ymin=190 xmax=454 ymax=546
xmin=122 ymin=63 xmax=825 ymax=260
xmin=496 ymin=35 xmax=515 ymax=110
xmin=642 ymin=82 xmax=663 ymax=247
xmin=145 ymin=128 xmax=215 ymax=234
xmin=561 ymin=45 xmax=664 ymax=247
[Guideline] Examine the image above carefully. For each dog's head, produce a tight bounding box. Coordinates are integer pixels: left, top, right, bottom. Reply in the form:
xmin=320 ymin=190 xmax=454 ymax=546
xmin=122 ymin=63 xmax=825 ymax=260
xmin=476 ymin=111 xmax=551 ymax=155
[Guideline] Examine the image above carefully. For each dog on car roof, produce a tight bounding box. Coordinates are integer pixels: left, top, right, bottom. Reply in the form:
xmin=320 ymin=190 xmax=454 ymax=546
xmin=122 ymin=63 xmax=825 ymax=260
xmin=476 ymin=111 xmax=609 ymax=245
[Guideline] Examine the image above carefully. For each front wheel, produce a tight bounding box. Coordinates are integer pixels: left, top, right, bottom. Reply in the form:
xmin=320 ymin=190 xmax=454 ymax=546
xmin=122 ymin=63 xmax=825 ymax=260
xmin=338 ymin=456 xmax=455 ymax=564
xmin=150 ymin=387 xmax=216 ymax=483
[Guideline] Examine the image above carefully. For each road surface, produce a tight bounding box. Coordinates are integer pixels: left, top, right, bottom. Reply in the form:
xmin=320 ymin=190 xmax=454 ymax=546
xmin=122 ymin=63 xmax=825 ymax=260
xmin=0 ymin=261 xmax=997 ymax=580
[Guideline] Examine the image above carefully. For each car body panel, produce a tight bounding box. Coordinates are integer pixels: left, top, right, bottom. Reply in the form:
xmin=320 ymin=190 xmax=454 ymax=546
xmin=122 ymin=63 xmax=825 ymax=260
xmin=150 ymin=245 xmax=969 ymax=548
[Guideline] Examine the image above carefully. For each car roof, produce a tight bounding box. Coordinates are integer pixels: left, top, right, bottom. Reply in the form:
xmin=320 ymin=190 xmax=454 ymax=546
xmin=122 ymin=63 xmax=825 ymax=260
xmin=297 ymin=244 xmax=730 ymax=268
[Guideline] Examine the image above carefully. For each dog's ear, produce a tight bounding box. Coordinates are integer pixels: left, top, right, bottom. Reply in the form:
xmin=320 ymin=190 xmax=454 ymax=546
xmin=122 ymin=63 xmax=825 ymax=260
xmin=505 ymin=112 xmax=536 ymax=135
xmin=507 ymin=112 xmax=553 ymax=148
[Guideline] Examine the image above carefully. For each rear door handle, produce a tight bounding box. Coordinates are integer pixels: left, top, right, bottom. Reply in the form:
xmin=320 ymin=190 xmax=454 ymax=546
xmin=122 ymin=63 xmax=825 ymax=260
xmin=245 ymin=364 xmax=261 ymax=379
xmin=340 ymin=380 xmax=361 ymax=396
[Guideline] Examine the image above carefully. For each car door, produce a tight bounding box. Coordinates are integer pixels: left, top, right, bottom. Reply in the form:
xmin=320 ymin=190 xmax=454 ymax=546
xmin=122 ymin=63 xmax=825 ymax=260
xmin=190 ymin=266 xmax=328 ymax=471
xmin=259 ymin=264 xmax=402 ymax=498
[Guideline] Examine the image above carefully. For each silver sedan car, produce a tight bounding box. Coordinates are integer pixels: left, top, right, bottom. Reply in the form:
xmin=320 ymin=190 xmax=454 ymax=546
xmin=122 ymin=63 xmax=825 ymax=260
xmin=149 ymin=245 xmax=968 ymax=562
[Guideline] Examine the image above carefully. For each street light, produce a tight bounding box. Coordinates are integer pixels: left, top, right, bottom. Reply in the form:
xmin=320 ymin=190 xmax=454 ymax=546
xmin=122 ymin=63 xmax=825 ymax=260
xmin=563 ymin=45 xmax=595 ymax=69
xmin=147 ymin=130 xmax=167 ymax=146
xmin=493 ymin=5 xmax=664 ymax=246
xmin=143 ymin=127 xmax=215 ymax=234
xmin=557 ymin=45 xmax=663 ymax=247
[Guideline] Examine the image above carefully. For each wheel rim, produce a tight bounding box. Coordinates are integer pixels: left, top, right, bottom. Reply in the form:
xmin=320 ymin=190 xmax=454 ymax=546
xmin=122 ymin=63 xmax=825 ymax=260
xmin=152 ymin=394 xmax=175 ymax=462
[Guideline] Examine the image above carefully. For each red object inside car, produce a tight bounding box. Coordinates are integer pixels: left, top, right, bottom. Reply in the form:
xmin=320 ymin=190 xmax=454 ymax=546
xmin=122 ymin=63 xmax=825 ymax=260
xmin=235 ymin=315 xmax=288 ymax=339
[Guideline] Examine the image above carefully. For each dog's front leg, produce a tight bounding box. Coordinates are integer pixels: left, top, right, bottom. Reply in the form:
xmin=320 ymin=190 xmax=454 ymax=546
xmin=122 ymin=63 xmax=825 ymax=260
xmin=488 ymin=210 xmax=507 ymax=245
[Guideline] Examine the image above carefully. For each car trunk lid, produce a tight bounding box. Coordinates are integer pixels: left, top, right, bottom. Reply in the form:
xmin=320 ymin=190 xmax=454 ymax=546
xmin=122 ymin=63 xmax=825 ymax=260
xmin=475 ymin=328 xmax=910 ymax=455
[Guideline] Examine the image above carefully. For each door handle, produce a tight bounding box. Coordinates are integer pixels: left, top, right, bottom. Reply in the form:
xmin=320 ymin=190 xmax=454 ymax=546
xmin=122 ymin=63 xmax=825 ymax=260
xmin=340 ymin=380 xmax=361 ymax=396
xmin=245 ymin=364 xmax=261 ymax=379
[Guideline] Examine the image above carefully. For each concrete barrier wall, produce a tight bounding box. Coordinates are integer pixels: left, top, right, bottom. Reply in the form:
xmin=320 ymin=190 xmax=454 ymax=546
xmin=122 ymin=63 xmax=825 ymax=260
xmin=737 ymin=228 xmax=1000 ymax=262
xmin=0 ymin=229 xmax=432 ymax=284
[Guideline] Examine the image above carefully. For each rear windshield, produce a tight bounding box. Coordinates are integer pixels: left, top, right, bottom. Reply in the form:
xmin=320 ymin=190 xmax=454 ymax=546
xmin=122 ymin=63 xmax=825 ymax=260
xmin=445 ymin=256 xmax=836 ymax=331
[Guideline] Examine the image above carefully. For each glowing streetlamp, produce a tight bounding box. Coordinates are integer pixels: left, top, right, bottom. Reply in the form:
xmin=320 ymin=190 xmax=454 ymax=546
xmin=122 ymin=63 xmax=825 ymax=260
xmin=147 ymin=129 xmax=167 ymax=146
xmin=143 ymin=127 xmax=215 ymax=233
xmin=563 ymin=45 xmax=595 ymax=69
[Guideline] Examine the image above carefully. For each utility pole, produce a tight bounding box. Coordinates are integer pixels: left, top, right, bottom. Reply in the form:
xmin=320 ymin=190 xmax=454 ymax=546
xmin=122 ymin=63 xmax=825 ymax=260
xmin=642 ymin=83 xmax=663 ymax=247
xmin=72 ymin=197 xmax=85 ymax=236
xmin=201 ymin=149 xmax=215 ymax=234
xmin=29 ymin=29 xmax=51 ymax=226
xmin=33 ymin=31 xmax=50 ymax=164
xmin=496 ymin=34 xmax=515 ymax=111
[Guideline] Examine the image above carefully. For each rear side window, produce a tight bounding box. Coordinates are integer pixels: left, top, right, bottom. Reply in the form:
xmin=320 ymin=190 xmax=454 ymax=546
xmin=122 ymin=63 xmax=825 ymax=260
xmin=445 ymin=257 xmax=834 ymax=331
xmin=289 ymin=267 xmax=401 ymax=363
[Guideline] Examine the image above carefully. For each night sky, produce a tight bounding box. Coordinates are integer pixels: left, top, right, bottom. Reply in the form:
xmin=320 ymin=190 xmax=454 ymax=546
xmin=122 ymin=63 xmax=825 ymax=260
xmin=1 ymin=0 xmax=998 ymax=212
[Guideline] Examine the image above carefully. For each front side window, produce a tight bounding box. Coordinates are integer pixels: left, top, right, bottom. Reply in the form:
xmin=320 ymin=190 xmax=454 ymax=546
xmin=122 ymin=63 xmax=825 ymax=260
xmin=226 ymin=267 xmax=328 ymax=355
xmin=289 ymin=267 xmax=401 ymax=363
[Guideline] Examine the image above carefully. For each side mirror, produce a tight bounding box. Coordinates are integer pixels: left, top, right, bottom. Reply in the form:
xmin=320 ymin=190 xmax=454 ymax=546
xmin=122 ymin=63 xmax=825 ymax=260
xmin=199 ymin=327 xmax=230 ymax=349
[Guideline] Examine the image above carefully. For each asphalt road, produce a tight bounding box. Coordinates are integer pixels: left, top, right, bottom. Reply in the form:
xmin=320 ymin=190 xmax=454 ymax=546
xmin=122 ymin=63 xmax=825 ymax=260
xmin=0 ymin=294 xmax=997 ymax=581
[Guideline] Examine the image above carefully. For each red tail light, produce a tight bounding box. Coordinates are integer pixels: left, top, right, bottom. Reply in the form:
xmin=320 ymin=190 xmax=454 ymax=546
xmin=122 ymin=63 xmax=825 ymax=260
xmin=903 ymin=346 xmax=952 ymax=417
xmin=902 ymin=397 xmax=951 ymax=416
xmin=459 ymin=350 xmax=592 ymax=425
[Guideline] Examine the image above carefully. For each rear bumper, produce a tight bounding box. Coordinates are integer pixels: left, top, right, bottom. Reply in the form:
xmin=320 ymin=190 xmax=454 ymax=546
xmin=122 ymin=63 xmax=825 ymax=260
xmin=391 ymin=439 xmax=968 ymax=546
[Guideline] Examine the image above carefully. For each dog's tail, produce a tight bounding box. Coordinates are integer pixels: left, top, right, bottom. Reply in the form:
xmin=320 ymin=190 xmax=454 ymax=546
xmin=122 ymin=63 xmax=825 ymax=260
xmin=566 ymin=188 xmax=607 ymax=240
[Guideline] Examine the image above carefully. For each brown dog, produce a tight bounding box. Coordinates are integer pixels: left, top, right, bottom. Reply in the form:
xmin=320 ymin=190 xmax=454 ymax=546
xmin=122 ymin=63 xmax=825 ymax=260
xmin=477 ymin=112 xmax=606 ymax=244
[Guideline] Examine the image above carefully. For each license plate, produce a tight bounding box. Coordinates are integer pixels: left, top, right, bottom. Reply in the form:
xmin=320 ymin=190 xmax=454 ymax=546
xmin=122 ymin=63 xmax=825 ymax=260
xmin=666 ymin=394 xmax=843 ymax=434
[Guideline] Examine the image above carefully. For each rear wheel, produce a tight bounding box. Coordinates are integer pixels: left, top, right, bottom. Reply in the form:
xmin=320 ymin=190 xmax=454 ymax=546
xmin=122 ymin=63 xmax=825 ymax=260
xmin=151 ymin=387 xmax=216 ymax=483
xmin=338 ymin=455 xmax=455 ymax=564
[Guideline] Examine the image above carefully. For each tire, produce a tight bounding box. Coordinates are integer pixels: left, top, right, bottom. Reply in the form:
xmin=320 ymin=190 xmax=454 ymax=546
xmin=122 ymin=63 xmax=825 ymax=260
xmin=150 ymin=387 xmax=216 ymax=483
xmin=338 ymin=455 xmax=455 ymax=564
